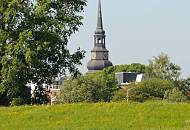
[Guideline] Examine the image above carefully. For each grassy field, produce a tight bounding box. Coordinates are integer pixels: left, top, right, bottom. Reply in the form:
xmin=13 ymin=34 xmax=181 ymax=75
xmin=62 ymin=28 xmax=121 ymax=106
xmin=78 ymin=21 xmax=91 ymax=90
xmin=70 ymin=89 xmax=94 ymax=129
xmin=0 ymin=101 xmax=190 ymax=130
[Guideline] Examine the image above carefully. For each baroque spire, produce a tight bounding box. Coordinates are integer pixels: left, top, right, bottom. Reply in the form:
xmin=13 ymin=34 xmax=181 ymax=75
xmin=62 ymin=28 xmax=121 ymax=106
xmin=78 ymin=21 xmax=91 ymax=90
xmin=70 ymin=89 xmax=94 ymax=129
xmin=87 ymin=0 xmax=113 ymax=73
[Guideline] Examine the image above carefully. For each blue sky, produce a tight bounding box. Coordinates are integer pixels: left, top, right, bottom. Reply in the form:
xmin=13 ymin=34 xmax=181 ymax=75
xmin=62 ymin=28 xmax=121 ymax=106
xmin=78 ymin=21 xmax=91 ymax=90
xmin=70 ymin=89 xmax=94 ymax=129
xmin=68 ymin=0 xmax=190 ymax=78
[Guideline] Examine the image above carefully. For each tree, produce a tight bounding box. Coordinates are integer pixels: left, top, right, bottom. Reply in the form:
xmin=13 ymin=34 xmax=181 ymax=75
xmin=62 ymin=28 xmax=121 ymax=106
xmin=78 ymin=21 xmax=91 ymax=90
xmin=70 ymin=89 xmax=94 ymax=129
xmin=146 ymin=53 xmax=181 ymax=81
xmin=31 ymin=86 xmax=49 ymax=105
xmin=104 ymin=63 xmax=146 ymax=74
xmin=177 ymin=78 xmax=190 ymax=99
xmin=125 ymin=63 xmax=146 ymax=73
xmin=112 ymin=78 xmax=175 ymax=102
xmin=164 ymin=88 xmax=187 ymax=103
xmin=57 ymin=71 xmax=118 ymax=103
xmin=0 ymin=0 xmax=86 ymax=105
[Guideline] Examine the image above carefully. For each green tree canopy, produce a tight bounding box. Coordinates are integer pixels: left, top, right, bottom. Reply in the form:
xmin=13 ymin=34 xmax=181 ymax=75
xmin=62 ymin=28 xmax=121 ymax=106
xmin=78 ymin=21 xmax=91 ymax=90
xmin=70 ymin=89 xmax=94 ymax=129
xmin=178 ymin=78 xmax=190 ymax=95
xmin=104 ymin=63 xmax=146 ymax=74
xmin=0 ymin=0 xmax=86 ymax=105
xmin=146 ymin=53 xmax=181 ymax=81
xmin=57 ymin=71 xmax=118 ymax=103
xmin=57 ymin=63 xmax=146 ymax=103
xmin=113 ymin=78 xmax=175 ymax=102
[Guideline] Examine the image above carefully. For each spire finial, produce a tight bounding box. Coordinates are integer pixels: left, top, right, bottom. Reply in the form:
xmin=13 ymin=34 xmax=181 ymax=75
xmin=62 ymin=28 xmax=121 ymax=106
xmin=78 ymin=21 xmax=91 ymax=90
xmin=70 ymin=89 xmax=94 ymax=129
xmin=97 ymin=0 xmax=103 ymax=29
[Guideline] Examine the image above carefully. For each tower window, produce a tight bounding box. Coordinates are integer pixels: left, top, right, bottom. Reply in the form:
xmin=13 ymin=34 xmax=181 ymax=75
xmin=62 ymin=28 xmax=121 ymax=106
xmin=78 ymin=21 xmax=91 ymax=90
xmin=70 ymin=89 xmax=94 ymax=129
xmin=98 ymin=39 xmax=101 ymax=43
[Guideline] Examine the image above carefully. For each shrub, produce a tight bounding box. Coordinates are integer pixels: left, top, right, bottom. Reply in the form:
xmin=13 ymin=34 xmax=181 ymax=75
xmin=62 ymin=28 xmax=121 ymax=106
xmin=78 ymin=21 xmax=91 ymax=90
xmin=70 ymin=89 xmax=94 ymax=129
xmin=0 ymin=95 xmax=9 ymax=106
xmin=56 ymin=71 xmax=118 ymax=103
xmin=112 ymin=78 xmax=175 ymax=102
xmin=31 ymin=86 xmax=49 ymax=105
xmin=11 ymin=98 xmax=25 ymax=106
xmin=164 ymin=88 xmax=187 ymax=102
xmin=178 ymin=78 xmax=190 ymax=94
xmin=135 ymin=78 xmax=174 ymax=98
xmin=112 ymin=87 xmax=128 ymax=102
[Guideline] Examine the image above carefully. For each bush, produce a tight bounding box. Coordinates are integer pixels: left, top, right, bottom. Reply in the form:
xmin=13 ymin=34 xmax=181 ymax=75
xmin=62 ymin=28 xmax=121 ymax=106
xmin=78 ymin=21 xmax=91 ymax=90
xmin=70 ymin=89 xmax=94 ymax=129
xmin=11 ymin=98 xmax=25 ymax=106
xmin=112 ymin=87 xmax=128 ymax=102
xmin=31 ymin=86 xmax=49 ymax=105
xmin=0 ymin=95 xmax=9 ymax=106
xmin=112 ymin=78 xmax=175 ymax=102
xmin=56 ymin=71 xmax=117 ymax=103
xmin=164 ymin=88 xmax=187 ymax=102
xmin=178 ymin=78 xmax=190 ymax=94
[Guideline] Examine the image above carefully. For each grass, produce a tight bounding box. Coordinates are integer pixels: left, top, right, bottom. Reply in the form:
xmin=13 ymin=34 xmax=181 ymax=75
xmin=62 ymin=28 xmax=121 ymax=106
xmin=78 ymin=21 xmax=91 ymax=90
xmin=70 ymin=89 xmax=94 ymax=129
xmin=0 ymin=101 xmax=190 ymax=130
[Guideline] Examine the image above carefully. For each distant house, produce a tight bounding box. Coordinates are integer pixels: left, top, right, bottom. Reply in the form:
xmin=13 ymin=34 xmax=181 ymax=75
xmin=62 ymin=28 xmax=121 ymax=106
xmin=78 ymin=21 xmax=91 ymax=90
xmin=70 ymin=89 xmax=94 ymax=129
xmin=29 ymin=77 xmax=64 ymax=104
xmin=47 ymin=77 xmax=64 ymax=104
xmin=115 ymin=72 xmax=144 ymax=86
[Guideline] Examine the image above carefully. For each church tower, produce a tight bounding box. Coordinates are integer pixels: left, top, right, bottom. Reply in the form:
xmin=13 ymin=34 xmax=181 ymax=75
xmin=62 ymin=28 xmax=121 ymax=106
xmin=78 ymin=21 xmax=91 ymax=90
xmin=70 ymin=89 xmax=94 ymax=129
xmin=87 ymin=0 xmax=113 ymax=72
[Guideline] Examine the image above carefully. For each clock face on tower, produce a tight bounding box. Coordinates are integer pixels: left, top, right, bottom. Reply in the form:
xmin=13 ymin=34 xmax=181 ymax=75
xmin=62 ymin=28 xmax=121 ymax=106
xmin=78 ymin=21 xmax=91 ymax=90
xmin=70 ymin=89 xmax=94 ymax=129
xmin=91 ymin=52 xmax=96 ymax=59
xmin=103 ymin=52 xmax=108 ymax=59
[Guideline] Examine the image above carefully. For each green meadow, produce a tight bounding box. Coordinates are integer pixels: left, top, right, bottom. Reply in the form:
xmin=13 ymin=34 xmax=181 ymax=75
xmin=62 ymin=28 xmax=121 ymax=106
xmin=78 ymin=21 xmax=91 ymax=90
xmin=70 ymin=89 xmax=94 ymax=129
xmin=1 ymin=102 xmax=190 ymax=130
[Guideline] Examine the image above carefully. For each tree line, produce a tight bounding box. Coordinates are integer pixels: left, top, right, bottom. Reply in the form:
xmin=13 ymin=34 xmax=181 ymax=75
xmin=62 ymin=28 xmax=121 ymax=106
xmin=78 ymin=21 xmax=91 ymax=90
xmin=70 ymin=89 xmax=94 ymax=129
xmin=57 ymin=53 xmax=190 ymax=103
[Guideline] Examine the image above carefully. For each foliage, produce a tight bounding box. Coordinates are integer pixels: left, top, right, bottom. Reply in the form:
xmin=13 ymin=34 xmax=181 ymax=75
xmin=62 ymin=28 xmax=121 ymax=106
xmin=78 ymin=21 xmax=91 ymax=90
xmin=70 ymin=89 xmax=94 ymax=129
xmin=146 ymin=53 xmax=181 ymax=81
xmin=57 ymin=76 xmax=96 ymax=103
xmin=0 ymin=94 xmax=9 ymax=105
xmin=113 ymin=78 xmax=175 ymax=102
xmin=105 ymin=63 xmax=146 ymax=74
xmin=131 ymin=78 xmax=175 ymax=102
xmin=178 ymin=78 xmax=190 ymax=94
xmin=10 ymin=97 xmax=25 ymax=106
xmin=0 ymin=0 xmax=86 ymax=105
xmin=0 ymin=83 xmax=31 ymax=105
xmin=1 ymin=102 xmax=190 ymax=129
xmin=164 ymin=88 xmax=187 ymax=102
xmin=58 ymin=63 xmax=146 ymax=104
xmin=57 ymin=71 xmax=118 ymax=103
xmin=31 ymin=86 xmax=49 ymax=105
xmin=112 ymin=87 xmax=128 ymax=101
xmin=57 ymin=63 xmax=146 ymax=104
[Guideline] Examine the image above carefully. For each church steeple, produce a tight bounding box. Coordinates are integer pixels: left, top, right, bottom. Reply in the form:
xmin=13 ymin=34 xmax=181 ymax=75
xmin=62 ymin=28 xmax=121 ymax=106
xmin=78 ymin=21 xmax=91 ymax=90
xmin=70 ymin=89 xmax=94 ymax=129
xmin=87 ymin=0 xmax=113 ymax=73
xmin=97 ymin=0 xmax=103 ymax=29
xmin=94 ymin=0 xmax=106 ymax=48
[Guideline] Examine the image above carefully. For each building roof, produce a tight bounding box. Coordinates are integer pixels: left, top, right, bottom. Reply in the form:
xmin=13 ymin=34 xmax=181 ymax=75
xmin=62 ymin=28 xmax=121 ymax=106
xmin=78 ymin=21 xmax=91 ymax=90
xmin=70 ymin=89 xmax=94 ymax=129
xmin=115 ymin=72 xmax=144 ymax=85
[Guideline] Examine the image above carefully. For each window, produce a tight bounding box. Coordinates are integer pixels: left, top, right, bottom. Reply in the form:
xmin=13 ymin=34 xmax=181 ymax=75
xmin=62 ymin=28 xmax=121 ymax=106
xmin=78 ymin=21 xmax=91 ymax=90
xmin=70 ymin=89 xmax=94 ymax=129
xmin=98 ymin=39 xmax=101 ymax=43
